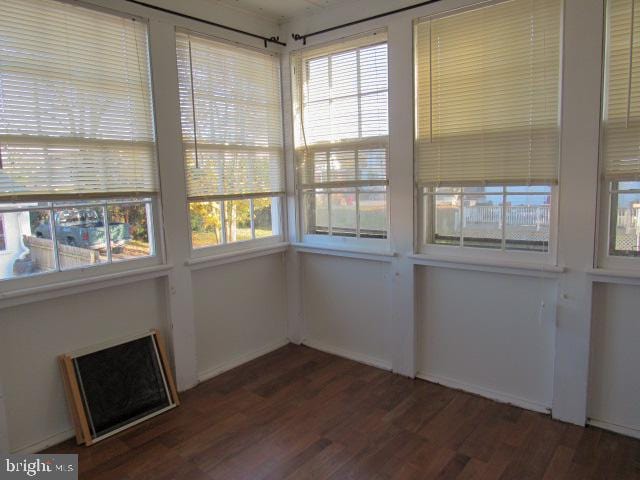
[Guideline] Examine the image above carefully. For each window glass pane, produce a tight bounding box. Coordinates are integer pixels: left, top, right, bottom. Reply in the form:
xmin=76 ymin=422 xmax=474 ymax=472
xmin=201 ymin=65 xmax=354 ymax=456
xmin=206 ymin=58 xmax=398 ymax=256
xmin=304 ymin=191 xmax=329 ymax=235
xmin=610 ymin=192 xmax=640 ymax=256
xmin=306 ymin=57 xmax=329 ymax=103
xmin=616 ymin=181 xmax=640 ymax=191
xmin=330 ymin=50 xmax=358 ymax=97
xmin=358 ymin=149 xmax=386 ymax=181
xmin=505 ymin=195 xmax=550 ymax=252
xmin=360 ymin=91 xmax=388 ymax=137
xmin=0 ymin=209 xmax=55 ymax=280
xmin=190 ymin=201 xmax=222 ymax=248
xmin=506 ymin=185 xmax=552 ymax=193
xmin=432 ymin=193 xmax=461 ymax=246
xmin=108 ymin=203 xmax=152 ymax=261
xmin=224 ymin=199 xmax=252 ymax=243
xmin=360 ymin=43 xmax=388 ymax=94
xmin=54 ymin=206 xmax=107 ymax=270
xmin=358 ymin=189 xmax=387 ymax=238
xmin=329 ymin=150 xmax=356 ymax=182
xmin=253 ymin=197 xmax=277 ymax=239
xmin=330 ymin=191 xmax=357 ymax=236
xmin=435 ymin=187 xmax=461 ymax=194
xmin=462 ymin=195 xmax=502 ymax=249
xmin=330 ymin=96 xmax=359 ymax=140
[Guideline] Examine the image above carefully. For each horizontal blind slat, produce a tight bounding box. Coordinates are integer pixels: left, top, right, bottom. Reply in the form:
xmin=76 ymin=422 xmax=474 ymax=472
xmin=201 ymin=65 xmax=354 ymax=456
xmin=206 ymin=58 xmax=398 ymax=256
xmin=0 ymin=0 xmax=158 ymax=199
xmin=603 ymin=0 xmax=640 ymax=180
xmin=176 ymin=32 xmax=284 ymax=199
xmin=414 ymin=0 xmax=562 ymax=186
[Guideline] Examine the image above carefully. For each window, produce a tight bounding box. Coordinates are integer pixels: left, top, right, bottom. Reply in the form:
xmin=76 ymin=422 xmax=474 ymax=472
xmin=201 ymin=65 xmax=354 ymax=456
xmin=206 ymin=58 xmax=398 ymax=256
xmin=175 ymin=32 xmax=284 ymax=251
xmin=292 ymin=31 xmax=389 ymax=242
xmin=0 ymin=0 xmax=158 ymax=282
xmin=414 ymin=0 xmax=562 ymax=254
xmin=601 ymin=0 xmax=640 ymax=258
xmin=424 ymin=186 xmax=551 ymax=252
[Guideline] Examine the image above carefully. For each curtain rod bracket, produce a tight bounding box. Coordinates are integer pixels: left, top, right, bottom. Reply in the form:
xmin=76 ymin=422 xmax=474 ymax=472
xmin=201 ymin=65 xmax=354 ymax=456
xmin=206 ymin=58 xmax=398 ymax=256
xmin=292 ymin=33 xmax=306 ymax=45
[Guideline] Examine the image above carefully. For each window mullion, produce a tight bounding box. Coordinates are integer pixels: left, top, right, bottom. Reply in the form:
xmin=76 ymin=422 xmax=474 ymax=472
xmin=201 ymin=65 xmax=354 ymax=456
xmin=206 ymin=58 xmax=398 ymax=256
xmin=49 ymin=206 xmax=61 ymax=272
xmin=501 ymin=188 xmax=507 ymax=250
xmin=459 ymin=193 xmax=464 ymax=247
xmin=104 ymin=201 xmax=112 ymax=264
xmin=220 ymin=200 xmax=227 ymax=244
xmin=250 ymin=198 xmax=256 ymax=240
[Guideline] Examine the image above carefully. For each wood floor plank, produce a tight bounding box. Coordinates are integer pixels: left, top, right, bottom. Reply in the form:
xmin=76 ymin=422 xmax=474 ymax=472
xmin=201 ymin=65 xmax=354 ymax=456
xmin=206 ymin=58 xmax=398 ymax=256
xmin=41 ymin=345 xmax=640 ymax=480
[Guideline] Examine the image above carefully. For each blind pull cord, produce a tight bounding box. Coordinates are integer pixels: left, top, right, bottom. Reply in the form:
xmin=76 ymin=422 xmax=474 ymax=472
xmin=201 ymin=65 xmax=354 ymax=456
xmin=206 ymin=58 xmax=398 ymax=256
xmin=626 ymin=0 xmax=636 ymax=128
xmin=187 ymin=36 xmax=200 ymax=169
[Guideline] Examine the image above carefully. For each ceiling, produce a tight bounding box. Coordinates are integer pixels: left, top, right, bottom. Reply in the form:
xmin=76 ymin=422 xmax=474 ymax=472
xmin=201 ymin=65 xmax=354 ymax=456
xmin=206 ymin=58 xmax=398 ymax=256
xmin=214 ymin=0 xmax=345 ymax=23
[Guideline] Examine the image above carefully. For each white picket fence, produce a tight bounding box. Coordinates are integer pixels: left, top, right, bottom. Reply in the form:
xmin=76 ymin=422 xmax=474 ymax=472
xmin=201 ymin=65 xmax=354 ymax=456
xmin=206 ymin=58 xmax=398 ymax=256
xmin=462 ymin=205 xmax=550 ymax=228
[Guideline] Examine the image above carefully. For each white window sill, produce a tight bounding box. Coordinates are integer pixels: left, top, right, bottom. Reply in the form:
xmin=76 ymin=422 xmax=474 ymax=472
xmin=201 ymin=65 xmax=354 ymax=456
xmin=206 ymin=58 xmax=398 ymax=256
xmin=185 ymin=242 xmax=289 ymax=270
xmin=409 ymin=253 xmax=565 ymax=278
xmin=0 ymin=263 xmax=173 ymax=310
xmin=587 ymin=267 xmax=640 ymax=285
xmin=291 ymin=242 xmax=397 ymax=262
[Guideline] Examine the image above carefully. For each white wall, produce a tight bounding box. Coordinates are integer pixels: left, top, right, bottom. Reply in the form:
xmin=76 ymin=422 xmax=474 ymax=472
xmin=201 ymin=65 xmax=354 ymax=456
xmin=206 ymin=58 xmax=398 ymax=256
xmin=300 ymin=254 xmax=392 ymax=369
xmin=0 ymin=279 xmax=167 ymax=453
xmin=193 ymin=254 xmax=288 ymax=380
xmin=416 ymin=267 xmax=557 ymax=412
xmin=588 ymin=282 xmax=640 ymax=439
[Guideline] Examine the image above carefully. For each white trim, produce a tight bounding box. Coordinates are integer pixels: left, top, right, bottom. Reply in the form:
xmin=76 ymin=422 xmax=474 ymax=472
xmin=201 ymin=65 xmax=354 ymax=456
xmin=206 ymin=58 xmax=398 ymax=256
xmin=588 ymin=418 xmax=640 ymax=440
xmin=417 ymin=372 xmax=551 ymax=415
xmin=291 ymin=242 xmax=396 ymax=262
xmin=587 ymin=267 xmax=640 ymax=285
xmin=409 ymin=253 xmax=564 ymax=278
xmin=302 ymin=338 xmax=392 ymax=371
xmin=12 ymin=428 xmax=75 ymax=455
xmin=197 ymin=338 xmax=290 ymax=383
xmin=0 ymin=264 xmax=173 ymax=310
xmin=186 ymin=242 xmax=289 ymax=270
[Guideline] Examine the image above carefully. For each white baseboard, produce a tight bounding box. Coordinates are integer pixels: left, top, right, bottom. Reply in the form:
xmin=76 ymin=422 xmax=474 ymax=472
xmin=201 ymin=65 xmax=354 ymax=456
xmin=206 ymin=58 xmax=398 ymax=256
xmin=417 ymin=372 xmax=551 ymax=415
xmin=197 ymin=338 xmax=290 ymax=383
xmin=13 ymin=429 xmax=75 ymax=455
xmin=588 ymin=418 xmax=640 ymax=440
xmin=302 ymin=338 xmax=392 ymax=371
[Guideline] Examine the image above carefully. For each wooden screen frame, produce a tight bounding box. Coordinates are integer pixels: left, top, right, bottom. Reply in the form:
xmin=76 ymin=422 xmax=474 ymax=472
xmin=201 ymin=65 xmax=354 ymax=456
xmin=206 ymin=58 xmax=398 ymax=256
xmin=59 ymin=329 xmax=179 ymax=446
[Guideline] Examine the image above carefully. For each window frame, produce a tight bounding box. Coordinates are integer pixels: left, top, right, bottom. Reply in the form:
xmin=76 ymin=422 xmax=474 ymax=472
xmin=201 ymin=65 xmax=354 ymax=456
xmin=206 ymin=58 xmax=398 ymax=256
xmin=417 ymin=185 xmax=560 ymax=265
xmin=0 ymin=195 xmax=165 ymax=292
xmin=597 ymin=180 xmax=640 ymax=269
xmin=175 ymin=29 xmax=287 ymax=257
xmin=293 ymin=32 xmax=391 ymax=250
xmin=188 ymin=193 xmax=286 ymax=258
xmin=299 ymin=185 xmax=389 ymax=248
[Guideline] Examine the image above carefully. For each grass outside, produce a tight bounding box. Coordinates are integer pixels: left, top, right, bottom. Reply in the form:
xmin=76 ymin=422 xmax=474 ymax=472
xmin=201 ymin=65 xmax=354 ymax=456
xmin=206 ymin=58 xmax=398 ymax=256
xmin=315 ymin=204 xmax=386 ymax=231
xmin=191 ymin=228 xmax=273 ymax=248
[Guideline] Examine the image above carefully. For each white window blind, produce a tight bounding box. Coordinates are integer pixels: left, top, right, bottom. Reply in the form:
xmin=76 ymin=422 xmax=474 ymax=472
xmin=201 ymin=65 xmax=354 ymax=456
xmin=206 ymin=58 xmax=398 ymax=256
xmin=176 ymin=32 xmax=284 ymax=200
xmin=603 ymin=0 xmax=640 ymax=180
xmin=291 ymin=31 xmax=389 ymax=189
xmin=414 ymin=0 xmax=562 ymax=187
xmin=0 ymin=0 xmax=157 ymax=200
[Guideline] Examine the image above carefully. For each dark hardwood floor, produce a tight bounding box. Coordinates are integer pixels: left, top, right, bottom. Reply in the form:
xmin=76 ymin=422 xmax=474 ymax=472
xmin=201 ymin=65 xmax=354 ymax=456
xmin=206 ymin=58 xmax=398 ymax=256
xmin=45 ymin=344 xmax=640 ymax=479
